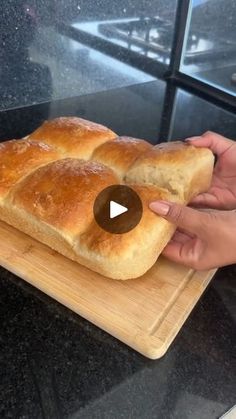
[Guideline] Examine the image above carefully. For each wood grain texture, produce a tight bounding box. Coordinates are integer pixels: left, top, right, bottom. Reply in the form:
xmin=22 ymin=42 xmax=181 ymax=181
xmin=0 ymin=220 xmax=216 ymax=359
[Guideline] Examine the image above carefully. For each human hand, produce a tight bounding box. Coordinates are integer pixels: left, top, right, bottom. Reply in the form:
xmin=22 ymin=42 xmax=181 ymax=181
xmin=149 ymin=200 xmax=236 ymax=270
xmin=186 ymin=131 xmax=236 ymax=210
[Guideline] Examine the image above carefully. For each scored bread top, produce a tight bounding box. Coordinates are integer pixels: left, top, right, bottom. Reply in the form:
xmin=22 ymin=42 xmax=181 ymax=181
xmin=28 ymin=117 xmax=116 ymax=159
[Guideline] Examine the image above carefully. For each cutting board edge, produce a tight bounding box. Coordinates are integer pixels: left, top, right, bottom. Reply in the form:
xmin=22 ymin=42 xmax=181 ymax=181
xmin=148 ymin=268 xmax=216 ymax=358
xmin=125 ymin=268 xmax=216 ymax=359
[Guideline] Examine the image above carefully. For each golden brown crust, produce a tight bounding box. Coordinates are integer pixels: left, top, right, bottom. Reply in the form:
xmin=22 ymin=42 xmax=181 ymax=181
xmin=0 ymin=139 xmax=61 ymax=199
xmin=28 ymin=117 xmax=116 ymax=159
xmin=78 ymin=185 xmax=180 ymax=279
xmin=8 ymin=158 xmax=119 ymax=236
xmin=92 ymin=136 xmax=152 ymax=179
xmin=0 ymin=118 xmax=214 ymax=279
xmin=80 ymin=185 xmax=177 ymax=258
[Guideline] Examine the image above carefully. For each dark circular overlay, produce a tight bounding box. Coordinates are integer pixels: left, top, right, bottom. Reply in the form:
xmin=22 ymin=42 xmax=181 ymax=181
xmin=93 ymin=185 xmax=143 ymax=234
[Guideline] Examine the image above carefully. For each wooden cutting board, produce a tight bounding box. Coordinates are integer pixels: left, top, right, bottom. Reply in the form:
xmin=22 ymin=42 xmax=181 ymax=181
xmin=0 ymin=220 xmax=216 ymax=359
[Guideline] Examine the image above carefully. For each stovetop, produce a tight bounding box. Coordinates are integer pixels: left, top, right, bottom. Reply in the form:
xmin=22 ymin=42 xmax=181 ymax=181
xmin=98 ymin=17 xmax=172 ymax=62
xmin=98 ymin=16 xmax=236 ymax=63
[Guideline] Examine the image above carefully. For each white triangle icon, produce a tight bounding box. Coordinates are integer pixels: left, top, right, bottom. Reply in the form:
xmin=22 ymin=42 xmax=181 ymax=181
xmin=110 ymin=200 xmax=128 ymax=219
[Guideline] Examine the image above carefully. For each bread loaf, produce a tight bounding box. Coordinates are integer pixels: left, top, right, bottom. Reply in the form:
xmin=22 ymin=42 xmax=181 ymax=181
xmin=0 ymin=117 xmax=214 ymax=279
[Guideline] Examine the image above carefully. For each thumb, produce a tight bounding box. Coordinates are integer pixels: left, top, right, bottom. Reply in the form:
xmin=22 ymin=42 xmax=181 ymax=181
xmin=149 ymin=200 xmax=209 ymax=236
xmin=185 ymin=131 xmax=234 ymax=157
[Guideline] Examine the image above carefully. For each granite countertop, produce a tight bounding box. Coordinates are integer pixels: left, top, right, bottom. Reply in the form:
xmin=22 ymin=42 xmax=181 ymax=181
xmin=0 ymin=82 xmax=236 ymax=419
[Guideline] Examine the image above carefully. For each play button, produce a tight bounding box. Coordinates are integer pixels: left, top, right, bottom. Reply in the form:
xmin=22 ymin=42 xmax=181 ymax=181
xmin=93 ymin=185 xmax=143 ymax=234
xmin=110 ymin=201 xmax=128 ymax=219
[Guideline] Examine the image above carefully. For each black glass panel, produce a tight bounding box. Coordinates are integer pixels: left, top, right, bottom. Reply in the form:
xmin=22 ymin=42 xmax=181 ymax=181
xmin=180 ymin=0 xmax=236 ymax=96
xmin=0 ymin=0 xmax=178 ymax=111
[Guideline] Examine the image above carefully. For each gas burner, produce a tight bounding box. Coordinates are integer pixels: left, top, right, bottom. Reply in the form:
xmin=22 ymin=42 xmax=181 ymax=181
xmin=99 ymin=17 xmax=173 ymax=58
xmin=98 ymin=17 xmax=236 ymax=63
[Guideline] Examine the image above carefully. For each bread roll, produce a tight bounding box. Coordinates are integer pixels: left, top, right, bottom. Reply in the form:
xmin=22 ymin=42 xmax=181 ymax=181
xmin=6 ymin=159 xmax=119 ymax=235
xmin=28 ymin=117 xmax=116 ymax=159
xmin=0 ymin=139 xmax=61 ymax=200
xmin=126 ymin=141 xmax=214 ymax=202
xmin=92 ymin=136 xmax=152 ymax=179
xmin=78 ymin=185 xmax=181 ymax=279
xmin=0 ymin=117 xmax=214 ymax=279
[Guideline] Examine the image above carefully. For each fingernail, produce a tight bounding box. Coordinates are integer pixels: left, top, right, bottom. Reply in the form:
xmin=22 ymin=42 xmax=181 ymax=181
xmin=149 ymin=201 xmax=170 ymax=215
xmin=184 ymin=136 xmax=201 ymax=141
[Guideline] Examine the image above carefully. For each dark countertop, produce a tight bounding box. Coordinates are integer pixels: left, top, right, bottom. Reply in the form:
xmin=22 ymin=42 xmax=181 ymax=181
xmin=0 ymin=81 xmax=236 ymax=419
